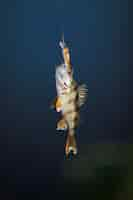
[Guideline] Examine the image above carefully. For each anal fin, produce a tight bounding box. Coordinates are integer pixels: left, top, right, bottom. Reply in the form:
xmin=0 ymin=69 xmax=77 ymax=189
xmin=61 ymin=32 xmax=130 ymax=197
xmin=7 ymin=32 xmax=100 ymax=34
xmin=57 ymin=118 xmax=67 ymax=131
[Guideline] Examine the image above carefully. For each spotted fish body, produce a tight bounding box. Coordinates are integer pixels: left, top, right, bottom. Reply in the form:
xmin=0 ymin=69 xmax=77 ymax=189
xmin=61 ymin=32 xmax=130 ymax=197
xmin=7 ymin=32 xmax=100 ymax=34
xmin=59 ymin=81 xmax=79 ymax=130
xmin=55 ymin=64 xmax=87 ymax=155
xmin=52 ymin=37 xmax=87 ymax=156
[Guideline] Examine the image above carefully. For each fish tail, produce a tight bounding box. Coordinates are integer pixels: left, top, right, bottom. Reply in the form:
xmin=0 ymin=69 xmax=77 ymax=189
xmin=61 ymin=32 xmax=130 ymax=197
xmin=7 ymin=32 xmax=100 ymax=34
xmin=65 ymin=129 xmax=77 ymax=156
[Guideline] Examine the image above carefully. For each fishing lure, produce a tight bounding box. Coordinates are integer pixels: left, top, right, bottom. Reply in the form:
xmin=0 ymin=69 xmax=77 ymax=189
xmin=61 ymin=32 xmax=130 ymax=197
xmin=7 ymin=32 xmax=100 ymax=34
xmin=51 ymin=36 xmax=88 ymax=156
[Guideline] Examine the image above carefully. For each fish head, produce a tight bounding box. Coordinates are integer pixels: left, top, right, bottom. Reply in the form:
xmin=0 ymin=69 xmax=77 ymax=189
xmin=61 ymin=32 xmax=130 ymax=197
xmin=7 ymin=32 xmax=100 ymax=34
xmin=55 ymin=64 xmax=72 ymax=94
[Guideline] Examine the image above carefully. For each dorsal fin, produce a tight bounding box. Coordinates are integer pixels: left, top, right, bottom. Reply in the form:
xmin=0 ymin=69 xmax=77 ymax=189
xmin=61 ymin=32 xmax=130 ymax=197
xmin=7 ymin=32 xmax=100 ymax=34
xmin=78 ymin=84 xmax=88 ymax=107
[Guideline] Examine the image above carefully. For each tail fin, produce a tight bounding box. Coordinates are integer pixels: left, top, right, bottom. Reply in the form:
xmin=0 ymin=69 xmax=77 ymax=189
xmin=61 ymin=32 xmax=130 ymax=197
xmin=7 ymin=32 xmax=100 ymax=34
xmin=65 ymin=130 xmax=77 ymax=156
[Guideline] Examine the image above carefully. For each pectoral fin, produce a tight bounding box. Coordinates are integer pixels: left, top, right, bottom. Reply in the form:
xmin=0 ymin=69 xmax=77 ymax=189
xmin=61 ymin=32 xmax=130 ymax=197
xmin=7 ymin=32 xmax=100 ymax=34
xmin=56 ymin=97 xmax=62 ymax=112
xmin=78 ymin=84 xmax=88 ymax=107
xmin=50 ymin=97 xmax=62 ymax=112
xmin=50 ymin=97 xmax=58 ymax=109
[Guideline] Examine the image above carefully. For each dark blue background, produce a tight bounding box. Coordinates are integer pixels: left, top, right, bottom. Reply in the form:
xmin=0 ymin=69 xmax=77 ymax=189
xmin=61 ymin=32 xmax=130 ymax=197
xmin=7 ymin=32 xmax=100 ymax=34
xmin=0 ymin=0 xmax=130 ymax=199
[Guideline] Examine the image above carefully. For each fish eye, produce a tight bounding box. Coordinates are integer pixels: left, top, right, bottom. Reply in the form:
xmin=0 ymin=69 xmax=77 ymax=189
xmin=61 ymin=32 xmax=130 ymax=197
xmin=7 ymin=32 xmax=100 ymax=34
xmin=64 ymin=82 xmax=67 ymax=87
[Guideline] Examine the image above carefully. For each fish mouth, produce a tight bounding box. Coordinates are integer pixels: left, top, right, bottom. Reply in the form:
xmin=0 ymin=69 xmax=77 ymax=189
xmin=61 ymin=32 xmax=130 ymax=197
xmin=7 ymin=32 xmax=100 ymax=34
xmin=63 ymin=82 xmax=68 ymax=89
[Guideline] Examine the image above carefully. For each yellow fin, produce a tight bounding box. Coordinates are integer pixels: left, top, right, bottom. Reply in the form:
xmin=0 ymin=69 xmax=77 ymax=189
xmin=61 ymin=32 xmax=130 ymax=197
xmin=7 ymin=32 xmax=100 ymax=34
xmin=55 ymin=97 xmax=62 ymax=111
xmin=78 ymin=84 xmax=88 ymax=107
xmin=50 ymin=97 xmax=62 ymax=111
xmin=50 ymin=97 xmax=58 ymax=109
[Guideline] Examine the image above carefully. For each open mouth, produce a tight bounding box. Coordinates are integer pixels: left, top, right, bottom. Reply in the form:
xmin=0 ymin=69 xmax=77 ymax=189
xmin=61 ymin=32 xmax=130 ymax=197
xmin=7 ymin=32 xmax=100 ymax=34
xmin=63 ymin=82 xmax=68 ymax=89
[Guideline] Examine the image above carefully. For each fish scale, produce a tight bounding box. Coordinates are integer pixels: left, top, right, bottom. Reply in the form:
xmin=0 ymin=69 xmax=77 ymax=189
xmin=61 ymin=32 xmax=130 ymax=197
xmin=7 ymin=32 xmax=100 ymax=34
xmin=60 ymin=86 xmax=79 ymax=130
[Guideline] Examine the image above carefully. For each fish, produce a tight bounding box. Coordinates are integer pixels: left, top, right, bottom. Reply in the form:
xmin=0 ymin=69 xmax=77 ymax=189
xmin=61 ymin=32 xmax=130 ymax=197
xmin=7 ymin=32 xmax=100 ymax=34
xmin=51 ymin=36 xmax=88 ymax=156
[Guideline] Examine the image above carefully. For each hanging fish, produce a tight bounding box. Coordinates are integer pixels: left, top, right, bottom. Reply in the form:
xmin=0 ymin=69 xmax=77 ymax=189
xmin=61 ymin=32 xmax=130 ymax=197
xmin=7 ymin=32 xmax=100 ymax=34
xmin=51 ymin=36 xmax=88 ymax=156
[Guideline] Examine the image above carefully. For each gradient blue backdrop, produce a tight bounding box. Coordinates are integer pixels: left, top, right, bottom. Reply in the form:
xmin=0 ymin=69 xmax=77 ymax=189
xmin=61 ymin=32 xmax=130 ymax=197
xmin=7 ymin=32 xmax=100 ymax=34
xmin=0 ymin=0 xmax=129 ymax=199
